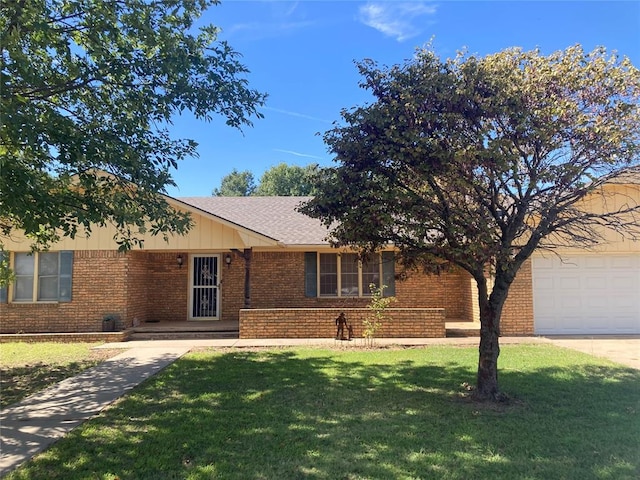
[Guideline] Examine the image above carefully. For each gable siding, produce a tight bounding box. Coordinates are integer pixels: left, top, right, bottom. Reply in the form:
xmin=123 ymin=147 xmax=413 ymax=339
xmin=2 ymin=207 xmax=276 ymax=253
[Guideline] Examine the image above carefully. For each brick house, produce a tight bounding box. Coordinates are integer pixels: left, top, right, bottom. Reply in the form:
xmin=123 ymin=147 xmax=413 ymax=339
xmin=2 ymin=184 xmax=639 ymax=338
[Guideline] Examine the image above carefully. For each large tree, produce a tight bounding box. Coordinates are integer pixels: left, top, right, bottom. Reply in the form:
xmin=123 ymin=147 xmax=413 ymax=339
xmin=254 ymin=162 xmax=318 ymax=196
xmin=301 ymin=46 xmax=640 ymax=401
xmin=213 ymin=163 xmax=318 ymax=196
xmin=1 ymin=0 xmax=265 ymax=256
xmin=212 ymin=168 xmax=256 ymax=196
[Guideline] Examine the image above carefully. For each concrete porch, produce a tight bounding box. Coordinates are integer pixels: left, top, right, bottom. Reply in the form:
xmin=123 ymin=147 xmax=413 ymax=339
xmin=129 ymin=320 xmax=239 ymax=340
xmin=445 ymin=320 xmax=480 ymax=337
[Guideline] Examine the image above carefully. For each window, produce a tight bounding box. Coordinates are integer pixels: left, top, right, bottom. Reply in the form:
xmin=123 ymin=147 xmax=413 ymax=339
xmin=319 ymin=253 xmax=338 ymax=296
xmin=305 ymin=251 xmax=395 ymax=298
xmin=14 ymin=253 xmax=35 ymax=301
xmin=361 ymin=255 xmax=382 ymax=292
xmin=8 ymin=251 xmax=73 ymax=302
xmin=0 ymin=251 xmax=8 ymax=303
xmin=340 ymin=253 xmax=360 ymax=296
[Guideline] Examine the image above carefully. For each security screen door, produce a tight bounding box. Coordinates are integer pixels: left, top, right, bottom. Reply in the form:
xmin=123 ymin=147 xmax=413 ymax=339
xmin=190 ymin=255 xmax=220 ymax=320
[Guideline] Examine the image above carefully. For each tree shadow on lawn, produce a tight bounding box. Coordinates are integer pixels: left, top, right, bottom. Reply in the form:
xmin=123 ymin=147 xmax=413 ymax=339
xmin=8 ymin=348 xmax=640 ymax=480
xmin=0 ymin=358 xmax=113 ymax=408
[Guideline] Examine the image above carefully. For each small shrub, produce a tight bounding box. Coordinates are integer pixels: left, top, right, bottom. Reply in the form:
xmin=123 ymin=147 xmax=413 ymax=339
xmin=362 ymin=284 xmax=395 ymax=346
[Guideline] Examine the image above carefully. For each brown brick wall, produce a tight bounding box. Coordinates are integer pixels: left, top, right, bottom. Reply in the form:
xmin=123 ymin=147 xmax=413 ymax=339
xmin=225 ymin=251 xmax=380 ymax=322
xmin=394 ymin=267 xmax=474 ymax=320
xmin=0 ymin=249 xmax=535 ymax=336
xmin=124 ymin=251 xmax=149 ymax=328
xmin=247 ymin=251 xmax=474 ymax=320
xmin=145 ymin=252 xmax=188 ymax=323
xmin=242 ymin=252 xmax=533 ymax=337
xmin=500 ymin=259 xmax=535 ymax=336
xmin=0 ymin=331 xmax=130 ymax=343
xmin=221 ymin=253 xmax=245 ymax=321
xmin=0 ymin=250 xmax=189 ymax=333
xmin=1 ymin=251 xmax=129 ymax=333
xmin=240 ymin=308 xmax=446 ymax=339
xmin=251 ymin=251 xmax=311 ymax=308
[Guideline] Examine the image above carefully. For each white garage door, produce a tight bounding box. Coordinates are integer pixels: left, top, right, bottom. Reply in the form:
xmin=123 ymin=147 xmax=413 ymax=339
xmin=533 ymin=254 xmax=640 ymax=335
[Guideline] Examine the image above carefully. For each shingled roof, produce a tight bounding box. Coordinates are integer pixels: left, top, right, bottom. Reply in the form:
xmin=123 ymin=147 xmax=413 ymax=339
xmin=178 ymin=196 xmax=331 ymax=246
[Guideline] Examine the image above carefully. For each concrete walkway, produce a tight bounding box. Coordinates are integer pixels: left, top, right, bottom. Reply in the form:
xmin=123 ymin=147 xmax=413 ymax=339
xmin=0 ymin=346 xmax=189 ymax=477
xmin=1 ymin=335 xmax=638 ymax=476
xmin=543 ymin=336 xmax=640 ymax=370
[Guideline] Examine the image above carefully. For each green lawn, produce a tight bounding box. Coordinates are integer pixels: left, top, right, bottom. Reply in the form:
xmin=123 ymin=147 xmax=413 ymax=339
xmin=0 ymin=342 xmax=121 ymax=407
xmin=5 ymin=345 xmax=640 ymax=480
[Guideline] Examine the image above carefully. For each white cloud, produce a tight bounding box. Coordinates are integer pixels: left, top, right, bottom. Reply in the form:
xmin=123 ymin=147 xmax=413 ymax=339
xmin=274 ymin=149 xmax=324 ymax=160
xmin=281 ymin=1 xmax=300 ymax=18
xmin=358 ymin=2 xmax=438 ymax=42
xmin=263 ymin=106 xmax=332 ymax=124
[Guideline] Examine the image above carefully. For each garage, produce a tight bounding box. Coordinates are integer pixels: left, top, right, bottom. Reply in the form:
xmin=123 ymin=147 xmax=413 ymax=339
xmin=532 ymin=254 xmax=640 ymax=335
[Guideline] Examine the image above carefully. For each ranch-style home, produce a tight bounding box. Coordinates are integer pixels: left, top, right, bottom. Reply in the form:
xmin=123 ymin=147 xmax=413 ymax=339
xmin=2 ymin=180 xmax=639 ymax=339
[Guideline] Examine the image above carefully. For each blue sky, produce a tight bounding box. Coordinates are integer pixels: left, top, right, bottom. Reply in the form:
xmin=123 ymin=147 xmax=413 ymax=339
xmin=166 ymin=0 xmax=640 ymax=197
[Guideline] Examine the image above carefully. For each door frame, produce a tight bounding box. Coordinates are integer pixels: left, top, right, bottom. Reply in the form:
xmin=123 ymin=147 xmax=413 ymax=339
xmin=188 ymin=253 xmax=221 ymax=321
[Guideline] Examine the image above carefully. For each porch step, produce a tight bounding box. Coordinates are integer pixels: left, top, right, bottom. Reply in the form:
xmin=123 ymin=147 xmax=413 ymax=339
xmin=446 ymin=328 xmax=480 ymax=338
xmin=445 ymin=322 xmax=480 ymax=338
xmin=129 ymin=330 xmax=239 ymax=341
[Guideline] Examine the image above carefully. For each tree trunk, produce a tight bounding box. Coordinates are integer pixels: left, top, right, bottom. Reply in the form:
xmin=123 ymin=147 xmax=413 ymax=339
xmin=473 ymin=272 xmax=511 ymax=401
xmin=475 ymin=305 xmax=501 ymax=400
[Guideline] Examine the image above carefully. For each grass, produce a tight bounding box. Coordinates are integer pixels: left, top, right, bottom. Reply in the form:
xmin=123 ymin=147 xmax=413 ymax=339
xmin=0 ymin=342 xmax=121 ymax=407
xmin=5 ymin=344 xmax=640 ymax=480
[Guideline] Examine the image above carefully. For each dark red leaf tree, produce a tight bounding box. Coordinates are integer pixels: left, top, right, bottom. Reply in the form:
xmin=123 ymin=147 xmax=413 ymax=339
xmin=301 ymin=46 xmax=640 ymax=400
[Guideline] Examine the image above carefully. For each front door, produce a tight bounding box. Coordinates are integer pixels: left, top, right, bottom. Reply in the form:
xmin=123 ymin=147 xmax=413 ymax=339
xmin=189 ymin=255 xmax=220 ymax=320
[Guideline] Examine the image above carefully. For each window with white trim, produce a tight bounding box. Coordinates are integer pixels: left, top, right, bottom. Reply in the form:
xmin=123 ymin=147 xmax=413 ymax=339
xmin=9 ymin=251 xmax=73 ymax=302
xmin=305 ymin=251 xmax=395 ymax=298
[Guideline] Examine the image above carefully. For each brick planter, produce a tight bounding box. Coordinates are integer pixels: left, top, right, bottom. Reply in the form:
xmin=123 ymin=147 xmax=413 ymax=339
xmin=0 ymin=331 xmax=130 ymax=343
xmin=239 ymin=308 xmax=446 ymax=339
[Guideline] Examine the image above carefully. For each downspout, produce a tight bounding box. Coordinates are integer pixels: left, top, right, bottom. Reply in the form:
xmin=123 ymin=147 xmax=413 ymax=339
xmin=232 ymin=248 xmax=252 ymax=309
xmin=243 ymin=248 xmax=251 ymax=309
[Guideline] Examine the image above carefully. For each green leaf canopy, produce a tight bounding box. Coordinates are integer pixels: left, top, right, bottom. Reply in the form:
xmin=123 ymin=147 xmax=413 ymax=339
xmin=303 ymin=46 xmax=640 ymax=278
xmin=1 ymin=0 xmax=266 ymax=250
xmin=301 ymin=45 xmax=640 ymax=399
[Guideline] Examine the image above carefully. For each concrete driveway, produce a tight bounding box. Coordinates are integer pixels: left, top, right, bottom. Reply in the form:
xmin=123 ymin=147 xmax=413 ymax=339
xmin=544 ymin=336 xmax=640 ymax=369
